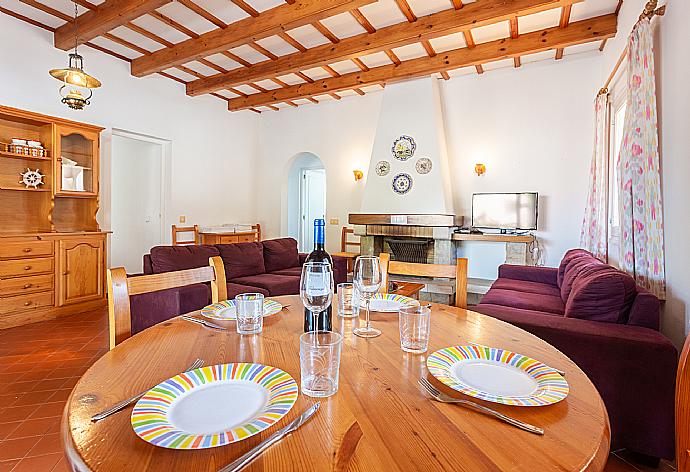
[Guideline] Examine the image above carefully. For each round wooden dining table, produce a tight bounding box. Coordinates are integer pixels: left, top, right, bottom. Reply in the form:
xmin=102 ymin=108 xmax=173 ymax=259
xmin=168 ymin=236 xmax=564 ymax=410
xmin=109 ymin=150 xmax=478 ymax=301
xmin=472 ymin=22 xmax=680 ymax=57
xmin=62 ymin=295 xmax=610 ymax=471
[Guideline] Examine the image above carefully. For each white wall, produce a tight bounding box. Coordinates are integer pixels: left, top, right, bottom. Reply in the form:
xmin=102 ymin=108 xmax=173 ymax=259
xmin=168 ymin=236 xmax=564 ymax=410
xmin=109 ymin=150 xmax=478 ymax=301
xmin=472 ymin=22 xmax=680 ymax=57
xmin=0 ymin=15 xmax=260 ymax=257
xmin=256 ymin=53 xmax=603 ymax=276
xmin=595 ymin=0 xmax=690 ymax=347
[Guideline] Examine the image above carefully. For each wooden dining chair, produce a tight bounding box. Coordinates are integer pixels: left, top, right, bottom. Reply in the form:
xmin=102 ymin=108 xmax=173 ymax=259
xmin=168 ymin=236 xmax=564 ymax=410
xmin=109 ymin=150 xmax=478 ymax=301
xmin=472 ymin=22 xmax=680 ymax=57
xmin=378 ymin=252 xmax=468 ymax=309
xmin=172 ymin=224 xmax=200 ymax=245
xmin=106 ymin=256 xmax=227 ymax=349
xmin=252 ymin=224 xmax=262 ymax=242
xmin=677 ymin=334 xmax=690 ymax=471
xmin=332 ymin=227 xmax=361 ymax=273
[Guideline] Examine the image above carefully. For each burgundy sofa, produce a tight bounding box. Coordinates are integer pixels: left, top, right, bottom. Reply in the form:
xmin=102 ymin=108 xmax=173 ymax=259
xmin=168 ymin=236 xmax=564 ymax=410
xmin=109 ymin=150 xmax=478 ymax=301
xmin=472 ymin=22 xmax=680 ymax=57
xmin=129 ymin=238 xmax=347 ymax=335
xmin=474 ymin=249 xmax=677 ymax=461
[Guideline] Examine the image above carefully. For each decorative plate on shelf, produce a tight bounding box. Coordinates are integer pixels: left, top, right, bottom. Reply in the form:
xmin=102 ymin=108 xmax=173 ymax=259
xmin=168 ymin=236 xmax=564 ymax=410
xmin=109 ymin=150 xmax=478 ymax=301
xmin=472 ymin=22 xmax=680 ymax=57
xmin=201 ymin=299 xmax=282 ymax=321
xmin=391 ymin=135 xmax=416 ymax=161
xmin=392 ymin=173 xmax=413 ymax=195
xmin=426 ymin=345 xmax=569 ymax=407
xmin=415 ymin=157 xmax=432 ymax=174
xmin=131 ymin=363 xmax=298 ymax=449
xmin=375 ymin=160 xmax=391 ymax=176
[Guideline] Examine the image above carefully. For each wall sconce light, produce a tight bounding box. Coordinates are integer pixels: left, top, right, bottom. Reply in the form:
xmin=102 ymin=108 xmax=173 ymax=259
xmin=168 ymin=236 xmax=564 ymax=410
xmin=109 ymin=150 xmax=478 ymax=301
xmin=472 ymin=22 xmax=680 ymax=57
xmin=474 ymin=163 xmax=486 ymax=177
xmin=353 ymin=169 xmax=364 ymax=181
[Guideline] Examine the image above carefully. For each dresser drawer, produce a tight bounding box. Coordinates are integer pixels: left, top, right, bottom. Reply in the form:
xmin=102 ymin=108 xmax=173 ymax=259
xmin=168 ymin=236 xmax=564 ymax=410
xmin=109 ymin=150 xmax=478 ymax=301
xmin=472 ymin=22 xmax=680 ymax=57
xmin=236 ymin=234 xmax=256 ymax=243
xmin=0 ymin=291 xmax=54 ymax=315
xmin=0 ymin=257 xmax=54 ymax=278
xmin=0 ymin=274 xmax=54 ymax=297
xmin=0 ymin=241 xmax=54 ymax=260
xmin=219 ymin=235 xmax=239 ymax=244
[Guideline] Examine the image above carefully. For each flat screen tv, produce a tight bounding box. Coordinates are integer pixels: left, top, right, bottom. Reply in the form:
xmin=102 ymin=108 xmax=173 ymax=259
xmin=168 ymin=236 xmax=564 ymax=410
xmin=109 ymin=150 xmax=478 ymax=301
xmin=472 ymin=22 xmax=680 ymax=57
xmin=471 ymin=192 xmax=538 ymax=231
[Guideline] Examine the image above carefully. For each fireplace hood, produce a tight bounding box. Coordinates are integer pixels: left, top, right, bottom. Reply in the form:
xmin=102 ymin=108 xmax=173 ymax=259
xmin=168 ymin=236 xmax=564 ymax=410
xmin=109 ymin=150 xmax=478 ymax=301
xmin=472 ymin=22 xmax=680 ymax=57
xmin=358 ymin=76 xmax=455 ymax=217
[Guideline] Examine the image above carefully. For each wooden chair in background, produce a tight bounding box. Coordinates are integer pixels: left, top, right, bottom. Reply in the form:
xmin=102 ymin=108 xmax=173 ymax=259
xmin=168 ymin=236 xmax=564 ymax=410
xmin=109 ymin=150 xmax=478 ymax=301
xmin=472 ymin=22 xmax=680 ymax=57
xmin=332 ymin=227 xmax=361 ymax=273
xmin=107 ymin=256 xmax=227 ymax=349
xmin=252 ymin=224 xmax=262 ymax=242
xmin=172 ymin=224 xmax=199 ymax=245
xmin=677 ymin=334 xmax=690 ymax=472
xmin=378 ymin=253 xmax=468 ymax=309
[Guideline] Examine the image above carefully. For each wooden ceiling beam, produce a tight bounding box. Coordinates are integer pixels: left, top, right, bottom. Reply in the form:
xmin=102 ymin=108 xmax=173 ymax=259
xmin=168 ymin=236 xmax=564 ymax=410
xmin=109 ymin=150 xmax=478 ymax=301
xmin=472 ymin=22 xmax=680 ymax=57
xmin=555 ymin=4 xmax=572 ymax=59
xmin=54 ymin=0 xmax=172 ymax=50
xmin=131 ymin=0 xmax=376 ymax=76
xmin=227 ymin=14 xmax=616 ymax=110
xmin=187 ymin=0 xmax=582 ymax=96
xmin=509 ymin=16 xmax=521 ymax=67
xmin=232 ymin=0 xmax=260 ymax=17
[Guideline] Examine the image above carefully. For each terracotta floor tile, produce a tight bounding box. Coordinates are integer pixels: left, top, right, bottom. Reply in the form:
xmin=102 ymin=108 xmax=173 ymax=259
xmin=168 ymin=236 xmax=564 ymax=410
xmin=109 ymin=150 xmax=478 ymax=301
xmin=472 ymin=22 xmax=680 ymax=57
xmin=0 ymin=421 xmax=21 ymax=440
xmin=0 ymin=404 xmax=37 ymax=423
xmin=11 ymin=452 xmax=62 ymax=472
xmin=12 ymin=390 xmax=54 ymax=407
xmin=27 ymin=432 xmax=62 ymax=456
xmin=31 ymin=378 xmax=68 ymax=392
xmin=7 ymin=417 xmax=59 ymax=439
xmin=47 ymin=389 xmax=72 ymax=403
xmin=0 ymin=393 xmax=20 ymax=408
xmin=0 ymin=459 xmax=20 ymax=472
xmin=28 ymin=401 xmax=65 ymax=420
xmin=50 ymin=457 xmax=70 ymax=472
xmin=0 ymin=436 xmax=37 ymax=461
xmin=0 ymin=381 xmax=39 ymax=395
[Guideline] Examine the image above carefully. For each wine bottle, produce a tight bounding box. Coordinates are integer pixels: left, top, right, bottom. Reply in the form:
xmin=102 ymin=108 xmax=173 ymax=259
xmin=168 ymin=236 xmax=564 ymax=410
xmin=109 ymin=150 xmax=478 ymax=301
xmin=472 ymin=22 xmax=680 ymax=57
xmin=304 ymin=218 xmax=333 ymax=332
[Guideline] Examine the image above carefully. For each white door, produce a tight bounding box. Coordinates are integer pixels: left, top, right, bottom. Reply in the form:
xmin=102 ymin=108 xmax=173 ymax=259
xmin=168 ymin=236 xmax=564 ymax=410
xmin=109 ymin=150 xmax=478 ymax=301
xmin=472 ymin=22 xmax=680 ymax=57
xmin=111 ymin=135 xmax=164 ymax=273
xmin=299 ymin=168 xmax=327 ymax=252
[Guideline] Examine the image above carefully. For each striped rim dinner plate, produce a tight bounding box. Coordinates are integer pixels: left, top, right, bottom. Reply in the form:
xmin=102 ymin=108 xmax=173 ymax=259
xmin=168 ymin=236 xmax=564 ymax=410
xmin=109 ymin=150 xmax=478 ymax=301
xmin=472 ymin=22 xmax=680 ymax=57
xmin=368 ymin=293 xmax=419 ymax=313
xmin=201 ymin=299 xmax=282 ymax=321
xmin=131 ymin=363 xmax=298 ymax=449
xmin=426 ymin=345 xmax=569 ymax=406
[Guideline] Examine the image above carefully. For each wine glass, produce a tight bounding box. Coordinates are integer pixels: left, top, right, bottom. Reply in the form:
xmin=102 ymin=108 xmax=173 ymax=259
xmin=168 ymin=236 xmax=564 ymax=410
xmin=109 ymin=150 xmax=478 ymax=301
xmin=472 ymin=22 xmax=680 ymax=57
xmin=353 ymin=256 xmax=382 ymax=338
xmin=300 ymin=262 xmax=334 ymax=333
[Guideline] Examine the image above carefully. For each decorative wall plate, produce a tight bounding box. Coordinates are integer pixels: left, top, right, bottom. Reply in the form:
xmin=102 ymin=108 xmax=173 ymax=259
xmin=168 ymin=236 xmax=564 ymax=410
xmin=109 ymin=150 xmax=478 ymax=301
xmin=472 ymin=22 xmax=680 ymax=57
xmin=415 ymin=158 xmax=432 ymax=174
xmin=392 ymin=173 xmax=413 ymax=195
xmin=391 ymin=136 xmax=416 ymax=161
xmin=19 ymin=168 xmax=45 ymax=188
xmin=375 ymin=161 xmax=391 ymax=176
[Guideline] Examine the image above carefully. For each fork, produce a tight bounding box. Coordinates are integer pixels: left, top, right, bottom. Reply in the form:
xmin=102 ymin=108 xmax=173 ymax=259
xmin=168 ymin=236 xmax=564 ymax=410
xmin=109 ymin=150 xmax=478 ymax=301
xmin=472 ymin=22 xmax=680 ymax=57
xmin=418 ymin=378 xmax=544 ymax=435
xmin=91 ymin=358 xmax=204 ymax=422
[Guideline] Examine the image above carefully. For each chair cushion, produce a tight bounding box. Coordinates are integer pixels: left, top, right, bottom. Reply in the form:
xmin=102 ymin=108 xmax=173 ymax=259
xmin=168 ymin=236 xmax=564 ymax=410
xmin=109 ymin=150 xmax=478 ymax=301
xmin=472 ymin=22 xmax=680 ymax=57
xmin=149 ymin=245 xmax=220 ymax=274
xmin=557 ymin=249 xmax=593 ymax=288
xmin=565 ymin=266 xmax=637 ymax=324
xmin=232 ymin=274 xmax=300 ymax=296
xmin=271 ymin=267 xmax=303 ymax=277
xmin=130 ymin=288 xmax=180 ymax=335
xmin=216 ymin=242 xmax=266 ymax=279
xmin=491 ymin=279 xmax=562 ymax=297
xmin=262 ymin=238 xmax=300 ymax=273
xmin=226 ymin=283 xmax=269 ymax=299
xmin=480 ymin=288 xmax=565 ymax=315
xmin=178 ymin=283 xmax=211 ymax=315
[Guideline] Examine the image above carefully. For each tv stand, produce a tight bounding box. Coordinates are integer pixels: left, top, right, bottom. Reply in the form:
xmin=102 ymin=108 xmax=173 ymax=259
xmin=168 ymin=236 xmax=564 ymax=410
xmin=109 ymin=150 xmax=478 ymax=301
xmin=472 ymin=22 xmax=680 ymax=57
xmin=452 ymin=232 xmax=536 ymax=265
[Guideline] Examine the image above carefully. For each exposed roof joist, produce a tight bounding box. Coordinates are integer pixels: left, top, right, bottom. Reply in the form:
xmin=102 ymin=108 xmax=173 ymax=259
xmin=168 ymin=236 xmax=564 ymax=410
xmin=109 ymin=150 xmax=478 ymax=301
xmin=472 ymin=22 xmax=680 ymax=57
xmin=228 ymin=14 xmax=617 ymax=111
xmin=186 ymin=0 xmax=582 ymax=97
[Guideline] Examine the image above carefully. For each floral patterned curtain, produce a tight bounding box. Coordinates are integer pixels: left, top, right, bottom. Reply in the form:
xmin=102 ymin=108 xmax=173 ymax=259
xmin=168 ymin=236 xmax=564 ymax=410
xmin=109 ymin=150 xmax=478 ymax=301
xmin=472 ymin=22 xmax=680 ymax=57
xmin=580 ymin=93 xmax=610 ymax=261
xmin=617 ymin=18 xmax=666 ymax=298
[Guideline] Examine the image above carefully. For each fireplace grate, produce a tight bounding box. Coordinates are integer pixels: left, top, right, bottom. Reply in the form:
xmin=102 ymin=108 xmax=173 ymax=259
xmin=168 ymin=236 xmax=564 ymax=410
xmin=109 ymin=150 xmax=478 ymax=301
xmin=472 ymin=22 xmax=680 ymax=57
xmin=386 ymin=239 xmax=431 ymax=264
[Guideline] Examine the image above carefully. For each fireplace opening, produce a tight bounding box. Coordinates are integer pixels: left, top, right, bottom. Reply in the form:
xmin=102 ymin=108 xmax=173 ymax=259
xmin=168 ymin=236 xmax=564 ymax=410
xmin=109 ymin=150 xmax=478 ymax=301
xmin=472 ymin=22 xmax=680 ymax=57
xmin=385 ymin=238 xmax=432 ymax=264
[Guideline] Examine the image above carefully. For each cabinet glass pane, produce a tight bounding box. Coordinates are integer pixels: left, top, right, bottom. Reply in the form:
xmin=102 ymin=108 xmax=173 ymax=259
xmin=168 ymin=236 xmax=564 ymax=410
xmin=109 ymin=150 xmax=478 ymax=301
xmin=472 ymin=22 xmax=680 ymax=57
xmin=60 ymin=133 xmax=94 ymax=193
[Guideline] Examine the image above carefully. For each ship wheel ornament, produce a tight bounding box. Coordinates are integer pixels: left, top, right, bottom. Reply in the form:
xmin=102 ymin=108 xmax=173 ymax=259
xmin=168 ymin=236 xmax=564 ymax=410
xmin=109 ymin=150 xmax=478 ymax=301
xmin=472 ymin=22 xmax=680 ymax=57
xmin=19 ymin=169 xmax=45 ymax=189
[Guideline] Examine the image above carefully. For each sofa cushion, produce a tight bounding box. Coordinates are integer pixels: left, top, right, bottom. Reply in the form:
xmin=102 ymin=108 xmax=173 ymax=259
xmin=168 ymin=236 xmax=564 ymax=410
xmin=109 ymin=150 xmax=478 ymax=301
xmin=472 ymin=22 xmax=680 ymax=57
xmin=557 ymin=249 xmax=593 ymax=288
xmin=491 ymin=279 xmax=562 ymax=298
xmin=480 ymin=288 xmax=565 ymax=315
xmin=216 ymin=242 xmax=266 ymax=279
xmin=565 ymin=267 xmax=637 ymax=324
xmin=178 ymin=283 xmax=211 ymax=314
xmin=263 ymin=238 xmax=300 ymax=273
xmin=628 ymin=289 xmax=661 ymax=330
xmin=149 ymin=245 xmax=220 ymax=274
xmin=130 ymin=288 xmax=180 ymax=335
xmin=271 ymin=267 xmax=303 ymax=277
xmin=560 ymin=254 xmax=605 ymax=302
xmin=227 ymin=283 xmax=269 ymax=299
xmin=232 ymin=274 xmax=300 ymax=296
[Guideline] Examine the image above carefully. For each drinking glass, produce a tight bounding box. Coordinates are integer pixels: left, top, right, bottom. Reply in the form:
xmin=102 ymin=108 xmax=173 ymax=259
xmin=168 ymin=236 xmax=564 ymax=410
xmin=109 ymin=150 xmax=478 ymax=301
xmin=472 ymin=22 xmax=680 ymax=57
xmin=300 ymin=262 xmax=334 ymax=332
xmin=399 ymin=304 xmax=431 ymax=353
xmin=353 ymin=256 xmax=382 ymax=338
xmin=337 ymin=283 xmax=357 ymax=318
xmin=235 ymin=293 xmax=264 ymax=334
xmin=300 ymin=331 xmax=343 ymax=397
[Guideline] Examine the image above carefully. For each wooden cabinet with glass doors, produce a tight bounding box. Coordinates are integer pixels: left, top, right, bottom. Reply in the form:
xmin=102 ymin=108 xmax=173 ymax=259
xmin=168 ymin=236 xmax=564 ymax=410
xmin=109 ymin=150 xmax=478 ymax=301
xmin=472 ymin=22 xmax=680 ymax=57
xmin=0 ymin=105 xmax=107 ymax=329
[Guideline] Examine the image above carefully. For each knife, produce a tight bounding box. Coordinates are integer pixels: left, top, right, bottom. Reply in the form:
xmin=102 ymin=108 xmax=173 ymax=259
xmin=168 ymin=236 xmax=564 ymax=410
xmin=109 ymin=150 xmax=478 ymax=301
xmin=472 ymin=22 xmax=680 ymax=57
xmin=181 ymin=315 xmax=227 ymax=330
xmin=218 ymin=402 xmax=321 ymax=472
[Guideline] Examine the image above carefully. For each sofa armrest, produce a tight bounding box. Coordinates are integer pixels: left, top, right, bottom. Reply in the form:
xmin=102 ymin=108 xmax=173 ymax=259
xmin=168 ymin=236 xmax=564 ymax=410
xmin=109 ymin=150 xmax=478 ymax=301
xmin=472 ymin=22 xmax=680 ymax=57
xmin=299 ymin=253 xmax=308 ymax=265
xmin=475 ymin=303 xmax=677 ymax=459
xmin=498 ymin=264 xmax=558 ymax=286
xmin=143 ymin=254 xmax=153 ymax=275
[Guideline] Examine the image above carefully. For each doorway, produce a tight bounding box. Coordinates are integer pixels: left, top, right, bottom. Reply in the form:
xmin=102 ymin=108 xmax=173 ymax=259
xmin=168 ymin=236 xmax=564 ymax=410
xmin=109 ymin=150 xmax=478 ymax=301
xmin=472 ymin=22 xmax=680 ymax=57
xmin=110 ymin=132 xmax=167 ymax=273
xmin=286 ymin=153 xmax=326 ymax=252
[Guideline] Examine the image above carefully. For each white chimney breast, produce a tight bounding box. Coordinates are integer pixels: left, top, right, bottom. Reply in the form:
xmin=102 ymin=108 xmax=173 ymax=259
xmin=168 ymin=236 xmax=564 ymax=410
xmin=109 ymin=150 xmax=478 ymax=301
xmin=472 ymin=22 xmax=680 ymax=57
xmin=361 ymin=77 xmax=455 ymax=215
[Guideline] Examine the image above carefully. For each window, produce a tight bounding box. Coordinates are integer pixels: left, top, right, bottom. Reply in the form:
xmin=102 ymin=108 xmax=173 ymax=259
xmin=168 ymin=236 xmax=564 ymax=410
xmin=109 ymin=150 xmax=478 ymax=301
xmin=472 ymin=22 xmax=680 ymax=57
xmin=606 ymin=70 xmax=627 ymax=267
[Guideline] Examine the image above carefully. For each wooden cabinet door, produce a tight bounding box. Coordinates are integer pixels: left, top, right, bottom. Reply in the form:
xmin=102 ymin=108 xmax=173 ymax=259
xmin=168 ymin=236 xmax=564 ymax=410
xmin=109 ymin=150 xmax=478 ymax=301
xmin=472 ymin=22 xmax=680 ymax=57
xmin=54 ymin=124 xmax=100 ymax=197
xmin=57 ymin=237 xmax=104 ymax=306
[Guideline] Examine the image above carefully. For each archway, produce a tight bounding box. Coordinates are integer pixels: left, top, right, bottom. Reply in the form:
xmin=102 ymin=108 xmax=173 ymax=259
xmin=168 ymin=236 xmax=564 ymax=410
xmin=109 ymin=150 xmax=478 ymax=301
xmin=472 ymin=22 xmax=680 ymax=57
xmin=286 ymin=152 xmax=326 ymax=252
